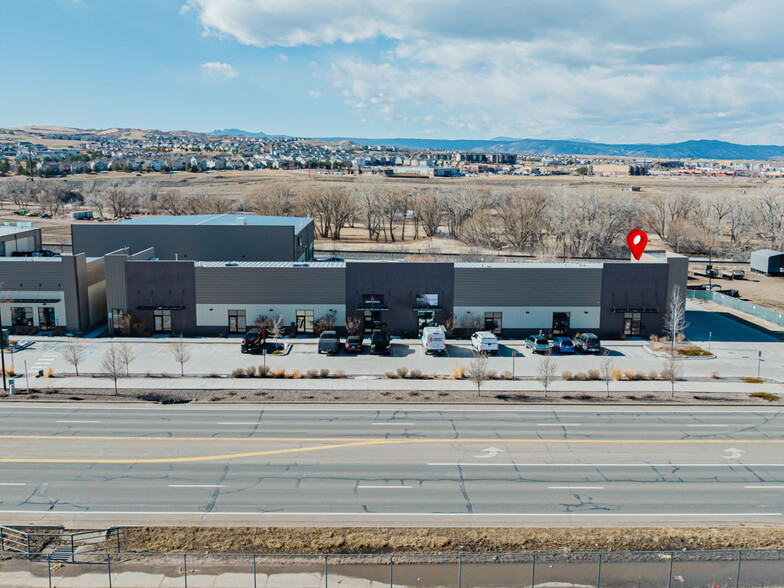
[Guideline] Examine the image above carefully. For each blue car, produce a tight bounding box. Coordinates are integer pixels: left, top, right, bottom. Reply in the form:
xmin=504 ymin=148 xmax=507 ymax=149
xmin=551 ymin=336 xmax=575 ymax=354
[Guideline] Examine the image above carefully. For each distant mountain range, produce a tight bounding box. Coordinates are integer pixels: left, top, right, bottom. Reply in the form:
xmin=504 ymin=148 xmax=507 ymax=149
xmin=210 ymin=129 xmax=784 ymax=160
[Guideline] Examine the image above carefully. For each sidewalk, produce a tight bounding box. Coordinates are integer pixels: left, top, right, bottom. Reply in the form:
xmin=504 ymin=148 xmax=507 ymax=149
xmin=11 ymin=373 xmax=783 ymax=395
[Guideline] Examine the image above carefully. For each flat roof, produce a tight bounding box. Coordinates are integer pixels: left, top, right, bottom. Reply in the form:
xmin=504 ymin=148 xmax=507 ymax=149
xmin=0 ymin=226 xmax=37 ymax=238
xmin=118 ymin=214 xmax=312 ymax=232
xmin=455 ymin=262 xmax=603 ymax=269
xmin=195 ymin=261 xmax=346 ymax=269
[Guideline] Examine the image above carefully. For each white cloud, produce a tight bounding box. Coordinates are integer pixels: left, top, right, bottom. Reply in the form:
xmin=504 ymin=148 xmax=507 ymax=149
xmin=178 ymin=3 xmax=191 ymax=15
xmin=185 ymin=0 xmax=784 ymax=141
xmin=200 ymin=62 xmax=239 ymax=79
xmin=308 ymin=90 xmax=322 ymax=99
xmin=278 ymin=53 xmax=289 ymax=62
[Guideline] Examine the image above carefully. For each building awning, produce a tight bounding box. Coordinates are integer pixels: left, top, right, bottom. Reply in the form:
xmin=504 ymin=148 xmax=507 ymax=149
xmin=2 ymin=299 xmax=61 ymax=304
xmin=612 ymin=307 xmax=659 ymax=313
xmin=137 ymin=305 xmax=185 ymax=311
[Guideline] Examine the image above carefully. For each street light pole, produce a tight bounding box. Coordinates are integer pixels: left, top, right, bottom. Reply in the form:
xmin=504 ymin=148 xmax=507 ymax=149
xmin=0 ymin=311 xmax=6 ymax=392
xmin=512 ymin=351 xmax=517 ymax=380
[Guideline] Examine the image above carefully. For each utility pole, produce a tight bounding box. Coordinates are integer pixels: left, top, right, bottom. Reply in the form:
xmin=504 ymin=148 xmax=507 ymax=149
xmin=562 ymin=228 xmax=566 ymax=263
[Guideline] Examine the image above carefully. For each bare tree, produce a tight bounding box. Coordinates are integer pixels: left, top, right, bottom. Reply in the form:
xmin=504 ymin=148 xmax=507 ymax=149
xmin=661 ymin=354 xmax=684 ymax=398
xmin=345 ymin=315 xmax=363 ymax=335
xmin=662 ymin=285 xmax=689 ymax=356
xmin=412 ymin=189 xmax=442 ymax=238
xmin=536 ymin=351 xmax=557 ymax=397
xmin=117 ymin=342 xmax=135 ymax=377
xmin=269 ymin=315 xmax=284 ymax=351
xmin=467 ymin=354 xmax=490 ymax=397
xmin=250 ymin=183 xmax=296 ymax=216
xmin=171 ymin=335 xmax=191 ymax=376
xmin=100 ymin=345 xmax=124 ymax=394
xmin=599 ymin=355 xmax=614 ymax=398
xmin=62 ymin=338 xmax=86 ymax=376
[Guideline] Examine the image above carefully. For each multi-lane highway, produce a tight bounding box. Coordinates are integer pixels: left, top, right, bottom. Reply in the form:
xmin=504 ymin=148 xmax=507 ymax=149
xmin=1 ymin=403 xmax=783 ymax=527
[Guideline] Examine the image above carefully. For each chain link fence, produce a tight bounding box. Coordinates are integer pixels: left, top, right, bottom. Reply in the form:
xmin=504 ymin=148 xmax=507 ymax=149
xmin=2 ymin=548 xmax=784 ymax=587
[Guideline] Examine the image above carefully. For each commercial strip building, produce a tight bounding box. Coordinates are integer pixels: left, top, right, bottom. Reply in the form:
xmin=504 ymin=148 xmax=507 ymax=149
xmin=0 ymin=214 xmax=687 ymax=339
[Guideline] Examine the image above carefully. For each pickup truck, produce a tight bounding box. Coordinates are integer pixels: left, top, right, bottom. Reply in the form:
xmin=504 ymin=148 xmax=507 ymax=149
xmin=318 ymin=331 xmax=340 ymax=355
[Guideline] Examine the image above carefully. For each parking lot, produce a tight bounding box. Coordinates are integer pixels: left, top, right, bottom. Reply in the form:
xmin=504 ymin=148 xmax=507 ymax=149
xmin=3 ymin=304 xmax=783 ymax=383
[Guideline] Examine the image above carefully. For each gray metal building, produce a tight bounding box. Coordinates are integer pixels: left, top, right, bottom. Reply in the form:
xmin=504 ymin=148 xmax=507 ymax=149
xmin=102 ymin=252 xmax=687 ymax=339
xmin=72 ymin=214 xmax=315 ymax=262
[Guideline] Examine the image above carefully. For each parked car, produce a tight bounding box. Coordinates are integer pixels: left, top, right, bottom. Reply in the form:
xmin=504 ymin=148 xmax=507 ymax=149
xmin=320 ymin=256 xmax=345 ymax=262
xmin=241 ymin=328 xmax=265 ymax=354
xmin=471 ymin=331 xmax=499 ymax=355
xmin=525 ymin=333 xmax=550 ymax=354
xmin=719 ymin=288 xmax=740 ymax=298
xmin=731 ymin=269 xmax=745 ymax=280
xmin=551 ymin=336 xmax=574 ymax=354
xmin=369 ymin=331 xmax=391 ymax=355
xmin=318 ymin=331 xmax=340 ymax=354
xmin=345 ymin=334 xmax=363 ymax=353
xmin=574 ymin=333 xmax=602 ymax=354
xmin=422 ymin=325 xmax=446 ymax=355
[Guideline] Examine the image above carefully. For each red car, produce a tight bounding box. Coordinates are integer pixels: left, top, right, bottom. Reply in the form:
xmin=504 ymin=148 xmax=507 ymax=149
xmin=344 ymin=335 xmax=363 ymax=353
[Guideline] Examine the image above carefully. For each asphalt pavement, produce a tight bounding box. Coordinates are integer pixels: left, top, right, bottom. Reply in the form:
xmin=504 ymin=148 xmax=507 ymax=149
xmin=1 ymin=403 xmax=783 ymax=527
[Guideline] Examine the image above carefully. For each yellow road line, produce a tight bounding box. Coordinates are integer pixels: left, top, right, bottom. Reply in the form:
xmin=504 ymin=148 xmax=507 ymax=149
xmin=0 ymin=436 xmax=782 ymax=464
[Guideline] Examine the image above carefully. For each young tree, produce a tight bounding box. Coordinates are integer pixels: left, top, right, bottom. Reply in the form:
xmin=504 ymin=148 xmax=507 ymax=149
xmin=661 ymin=354 xmax=684 ymax=398
xmin=662 ymin=285 xmax=689 ymax=356
xmin=100 ymin=345 xmax=124 ymax=395
xmin=117 ymin=342 xmax=135 ymax=377
xmin=269 ymin=315 xmax=284 ymax=351
xmin=599 ymin=355 xmax=614 ymax=398
xmin=467 ymin=354 xmax=490 ymax=397
xmin=171 ymin=335 xmax=191 ymax=377
xmin=536 ymin=351 xmax=557 ymax=397
xmin=62 ymin=339 xmax=87 ymax=376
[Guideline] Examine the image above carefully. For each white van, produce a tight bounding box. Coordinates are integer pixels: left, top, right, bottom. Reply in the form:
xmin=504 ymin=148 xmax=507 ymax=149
xmin=471 ymin=331 xmax=499 ymax=354
xmin=422 ymin=326 xmax=446 ymax=355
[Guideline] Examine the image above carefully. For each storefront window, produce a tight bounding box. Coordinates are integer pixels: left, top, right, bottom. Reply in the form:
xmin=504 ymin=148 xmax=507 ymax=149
xmin=11 ymin=307 xmax=33 ymax=327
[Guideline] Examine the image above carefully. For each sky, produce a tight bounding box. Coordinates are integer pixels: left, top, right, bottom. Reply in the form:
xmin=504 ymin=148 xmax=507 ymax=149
xmin=2 ymin=0 xmax=784 ymax=144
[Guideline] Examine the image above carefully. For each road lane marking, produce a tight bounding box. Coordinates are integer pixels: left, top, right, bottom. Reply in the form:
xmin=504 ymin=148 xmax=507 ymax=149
xmin=168 ymin=484 xmax=226 ymax=488
xmin=0 ymin=510 xmax=778 ymax=518
xmin=0 ymin=483 xmax=25 ymax=486
xmin=428 ymin=463 xmax=784 ymax=467
xmin=745 ymin=486 xmax=784 ymax=489
xmin=687 ymin=425 xmax=729 ymax=428
xmin=538 ymin=423 xmax=581 ymax=427
xmin=547 ymin=486 xmax=604 ymax=489
xmin=2 ymin=436 xmax=784 ymax=465
xmin=357 ymin=485 xmax=412 ymax=489
xmin=55 ymin=421 xmax=101 ymax=424
xmin=216 ymin=422 xmax=260 ymax=425
xmin=372 ymin=423 xmax=415 ymax=426
xmin=8 ymin=405 xmax=782 ymax=413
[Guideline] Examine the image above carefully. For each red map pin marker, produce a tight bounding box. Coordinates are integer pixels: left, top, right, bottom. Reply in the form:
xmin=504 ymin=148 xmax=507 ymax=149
xmin=626 ymin=229 xmax=648 ymax=260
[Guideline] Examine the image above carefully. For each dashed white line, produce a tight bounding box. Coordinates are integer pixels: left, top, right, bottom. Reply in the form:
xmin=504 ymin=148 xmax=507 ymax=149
xmin=745 ymin=486 xmax=784 ymax=489
xmin=0 ymin=483 xmax=26 ymax=486
xmin=372 ymin=423 xmax=415 ymax=426
xmin=547 ymin=486 xmax=604 ymax=490
xmin=357 ymin=485 xmax=412 ymax=489
xmin=216 ymin=422 xmax=260 ymax=425
xmin=687 ymin=424 xmax=729 ymax=428
xmin=55 ymin=420 xmax=101 ymax=424
xmin=537 ymin=423 xmax=581 ymax=427
xmin=167 ymin=484 xmax=226 ymax=488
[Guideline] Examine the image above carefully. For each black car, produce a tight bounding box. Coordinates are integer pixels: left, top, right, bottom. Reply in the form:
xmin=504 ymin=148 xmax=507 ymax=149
xmin=574 ymin=332 xmax=602 ymax=353
xmin=369 ymin=331 xmax=391 ymax=355
xmin=318 ymin=331 xmax=341 ymax=354
xmin=241 ymin=328 xmax=265 ymax=354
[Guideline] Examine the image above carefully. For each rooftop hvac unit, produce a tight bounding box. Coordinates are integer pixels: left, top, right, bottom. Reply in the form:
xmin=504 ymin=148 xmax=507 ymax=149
xmin=235 ymin=217 xmax=246 ymax=225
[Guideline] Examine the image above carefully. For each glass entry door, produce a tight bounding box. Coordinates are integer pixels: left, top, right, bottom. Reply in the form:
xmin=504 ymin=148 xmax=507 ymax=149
xmin=296 ymin=309 xmax=314 ymax=335
xmin=154 ymin=309 xmax=172 ymax=333
xmin=417 ymin=310 xmax=436 ymax=335
xmin=38 ymin=307 xmax=55 ymax=330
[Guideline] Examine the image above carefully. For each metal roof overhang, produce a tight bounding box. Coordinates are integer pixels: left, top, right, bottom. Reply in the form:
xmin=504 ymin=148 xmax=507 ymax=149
xmin=611 ymin=307 xmax=659 ymax=313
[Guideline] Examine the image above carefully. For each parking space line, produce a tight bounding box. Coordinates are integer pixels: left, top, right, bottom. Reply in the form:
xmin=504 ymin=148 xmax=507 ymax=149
xmin=357 ymin=485 xmax=412 ymax=489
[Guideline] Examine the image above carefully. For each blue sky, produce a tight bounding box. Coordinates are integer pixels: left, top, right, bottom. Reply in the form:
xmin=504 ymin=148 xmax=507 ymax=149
xmin=2 ymin=0 xmax=784 ymax=144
